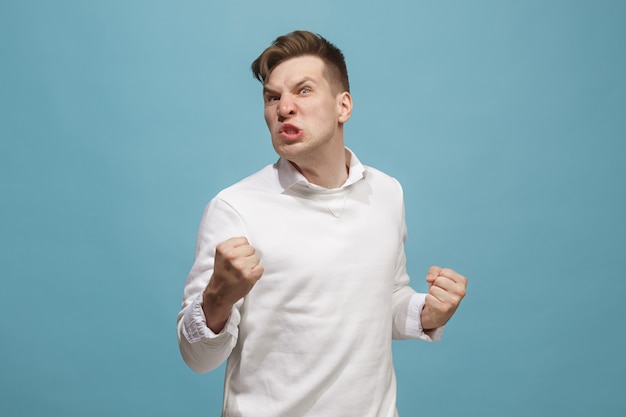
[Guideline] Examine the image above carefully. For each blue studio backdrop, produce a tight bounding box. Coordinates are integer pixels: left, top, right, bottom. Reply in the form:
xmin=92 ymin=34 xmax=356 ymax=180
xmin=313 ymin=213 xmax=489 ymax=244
xmin=1 ymin=1 xmax=625 ymax=416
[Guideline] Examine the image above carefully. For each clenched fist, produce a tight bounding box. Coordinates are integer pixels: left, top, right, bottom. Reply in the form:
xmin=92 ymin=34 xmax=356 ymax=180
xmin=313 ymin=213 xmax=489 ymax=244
xmin=202 ymin=237 xmax=264 ymax=332
xmin=421 ymin=266 xmax=467 ymax=330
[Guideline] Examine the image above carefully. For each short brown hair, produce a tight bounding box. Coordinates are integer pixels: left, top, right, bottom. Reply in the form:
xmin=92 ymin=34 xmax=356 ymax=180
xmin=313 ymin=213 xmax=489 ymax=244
xmin=251 ymin=30 xmax=350 ymax=93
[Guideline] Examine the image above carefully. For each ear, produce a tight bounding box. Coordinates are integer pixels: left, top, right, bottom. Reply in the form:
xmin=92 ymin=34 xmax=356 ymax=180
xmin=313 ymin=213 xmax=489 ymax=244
xmin=337 ymin=92 xmax=353 ymax=124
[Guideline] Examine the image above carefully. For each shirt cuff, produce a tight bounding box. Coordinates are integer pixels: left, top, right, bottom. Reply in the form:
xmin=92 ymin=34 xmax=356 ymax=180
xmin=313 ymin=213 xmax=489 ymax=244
xmin=407 ymin=293 xmax=444 ymax=342
xmin=181 ymin=294 xmax=240 ymax=343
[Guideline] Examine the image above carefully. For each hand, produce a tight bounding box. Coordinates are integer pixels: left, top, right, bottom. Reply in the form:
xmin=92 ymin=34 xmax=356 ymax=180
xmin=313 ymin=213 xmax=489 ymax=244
xmin=421 ymin=266 xmax=467 ymax=330
xmin=202 ymin=237 xmax=264 ymax=332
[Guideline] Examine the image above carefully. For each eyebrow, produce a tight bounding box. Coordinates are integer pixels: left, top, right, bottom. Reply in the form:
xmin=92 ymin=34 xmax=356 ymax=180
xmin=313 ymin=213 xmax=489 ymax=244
xmin=263 ymin=77 xmax=318 ymax=96
xmin=262 ymin=86 xmax=278 ymax=96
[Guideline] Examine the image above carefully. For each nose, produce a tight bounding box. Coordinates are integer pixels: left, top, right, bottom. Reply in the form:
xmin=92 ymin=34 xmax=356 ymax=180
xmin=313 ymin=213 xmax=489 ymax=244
xmin=277 ymin=96 xmax=296 ymax=119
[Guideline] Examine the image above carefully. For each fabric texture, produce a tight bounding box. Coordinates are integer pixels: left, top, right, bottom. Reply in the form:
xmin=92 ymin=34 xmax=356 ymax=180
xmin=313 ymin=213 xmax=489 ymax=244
xmin=177 ymin=149 xmax=442 ymax=417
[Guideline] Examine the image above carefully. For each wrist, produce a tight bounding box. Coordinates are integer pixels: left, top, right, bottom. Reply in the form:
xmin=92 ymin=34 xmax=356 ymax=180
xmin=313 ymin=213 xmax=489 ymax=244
xmin=420 ymin=306 xmax=439 ymax=331
xmin=202 ymin=290 xmax=233 ymax=333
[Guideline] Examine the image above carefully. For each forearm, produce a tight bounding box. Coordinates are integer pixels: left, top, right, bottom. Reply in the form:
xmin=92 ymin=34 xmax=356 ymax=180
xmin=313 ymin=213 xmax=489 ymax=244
xmin=201 ymin=264 xmax=253 ymax=334
xmin=177 ymin=198 xmax=248 ymax=372
xmin=177 ymin=295 xmax=238 ymax=373
xmin=420 ymin=302 xmax=445 ymax=331
xmin=392 ymin=289 xmax=444 ymax=341
xmin=202 ymin=290 xmax=236 ymax=334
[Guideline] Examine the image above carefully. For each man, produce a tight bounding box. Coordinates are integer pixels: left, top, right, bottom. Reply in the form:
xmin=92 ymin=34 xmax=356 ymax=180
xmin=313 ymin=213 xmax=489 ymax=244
xmin=177 ymin=30 xmax=467 ymax=417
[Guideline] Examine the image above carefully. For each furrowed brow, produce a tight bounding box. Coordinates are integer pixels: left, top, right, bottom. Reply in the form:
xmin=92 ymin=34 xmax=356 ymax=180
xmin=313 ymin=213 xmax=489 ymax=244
xmin=293 ymin=77 xmax=316 ymax=90
xmin=263 ymin=86 xmax=279 ymax=97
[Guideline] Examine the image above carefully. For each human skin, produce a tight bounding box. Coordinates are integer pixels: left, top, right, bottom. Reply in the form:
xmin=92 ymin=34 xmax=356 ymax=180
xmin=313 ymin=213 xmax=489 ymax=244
xmin=262 ymin=55 xmax=353 ymax=190
xmin=202 ymin=237 xmax=263 ymax=333
xmin=421 ymin=266 xmax=467 ymax=329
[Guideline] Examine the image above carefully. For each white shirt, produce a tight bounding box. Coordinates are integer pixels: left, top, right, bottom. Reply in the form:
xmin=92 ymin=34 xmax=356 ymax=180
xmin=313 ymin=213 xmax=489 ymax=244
xmin=177 ymin=149 xmax=442 ymax=417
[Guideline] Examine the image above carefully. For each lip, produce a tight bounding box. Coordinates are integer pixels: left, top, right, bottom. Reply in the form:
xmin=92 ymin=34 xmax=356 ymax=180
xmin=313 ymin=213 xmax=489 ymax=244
xmin=278 ymin=123 xmax=303 ymax=141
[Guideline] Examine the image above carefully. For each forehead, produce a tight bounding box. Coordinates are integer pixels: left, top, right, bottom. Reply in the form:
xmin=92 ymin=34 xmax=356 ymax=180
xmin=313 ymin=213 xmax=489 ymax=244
xmin=265 ymin=55 xmax=330 ymax=88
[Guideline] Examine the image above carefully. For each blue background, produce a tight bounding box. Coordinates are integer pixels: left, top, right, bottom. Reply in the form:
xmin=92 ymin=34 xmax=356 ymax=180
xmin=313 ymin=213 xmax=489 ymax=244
xmin=1 ymin=1 xmax=625 ymax=416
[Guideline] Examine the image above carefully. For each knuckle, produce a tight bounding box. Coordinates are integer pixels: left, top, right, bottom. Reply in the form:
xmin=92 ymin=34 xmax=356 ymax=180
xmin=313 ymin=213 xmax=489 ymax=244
xmin=241 ymin=269 xmax=255 ymax=280
xmin=215 ymin=242 xmax=228 ymax=255
xmin=232 ymin=258 xmax=247 ymax=271
xmin=216 ymin=243 xmax=236 ymax=260
xmin=225 ymin=247 xmax=242 ymax=262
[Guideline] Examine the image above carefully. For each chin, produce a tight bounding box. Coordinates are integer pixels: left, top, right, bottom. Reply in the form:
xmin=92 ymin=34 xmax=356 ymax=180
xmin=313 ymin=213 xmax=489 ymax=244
xmin=273 ymin=139 xmax=300 ymax=155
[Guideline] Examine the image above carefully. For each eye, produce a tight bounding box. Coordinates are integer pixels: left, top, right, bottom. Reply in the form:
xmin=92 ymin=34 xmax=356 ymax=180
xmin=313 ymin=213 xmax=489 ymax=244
xmin=299 ymin=87 xmax=311 ymax=94
xmin=266 ymin=95 xmax=280 ymax=103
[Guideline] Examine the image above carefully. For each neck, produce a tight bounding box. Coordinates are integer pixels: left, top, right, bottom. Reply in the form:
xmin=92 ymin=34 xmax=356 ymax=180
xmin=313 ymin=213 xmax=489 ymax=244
xmin=290 ymin=148 xmax=350 ymax=189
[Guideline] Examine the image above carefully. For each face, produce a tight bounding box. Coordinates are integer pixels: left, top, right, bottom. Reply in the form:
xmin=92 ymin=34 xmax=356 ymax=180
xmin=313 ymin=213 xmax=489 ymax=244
xmin=263 ymin=55 xmax=352 ymax=166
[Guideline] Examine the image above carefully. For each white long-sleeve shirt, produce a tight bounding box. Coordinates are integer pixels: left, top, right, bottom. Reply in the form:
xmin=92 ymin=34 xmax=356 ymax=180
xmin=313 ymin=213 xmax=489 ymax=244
xmin=177 ymin=150 xmax=442 ymax=417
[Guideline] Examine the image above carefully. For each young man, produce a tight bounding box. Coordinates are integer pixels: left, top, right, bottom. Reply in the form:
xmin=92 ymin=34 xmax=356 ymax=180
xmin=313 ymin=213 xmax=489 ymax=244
xmin=177 ymin=30 xmax=467 ymax=417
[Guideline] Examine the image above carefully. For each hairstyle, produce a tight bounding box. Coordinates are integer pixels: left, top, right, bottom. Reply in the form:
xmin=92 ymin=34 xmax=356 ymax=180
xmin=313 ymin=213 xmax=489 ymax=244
xmin=251 ymin=30 xmax=350 ymax=93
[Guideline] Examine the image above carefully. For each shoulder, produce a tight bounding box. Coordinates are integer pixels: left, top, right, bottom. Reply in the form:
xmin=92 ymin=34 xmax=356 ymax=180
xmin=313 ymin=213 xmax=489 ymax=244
xmin=216 ymin=163 xmax=280 ymax=200
xmin=198 ymin=163 xmax=278 ymax=223
xmin=362 ymin=164 xmax=404 ymax=194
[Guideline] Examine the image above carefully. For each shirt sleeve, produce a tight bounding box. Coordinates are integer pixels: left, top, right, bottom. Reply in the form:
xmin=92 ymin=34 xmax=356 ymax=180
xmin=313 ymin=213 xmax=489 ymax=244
xmin=176 ymin=197 xmax=247 ymax=373
xmin=390 ymin=182 xmax=444 ymax=341
xmin=400 ymin=293 xmax=444 ymax=341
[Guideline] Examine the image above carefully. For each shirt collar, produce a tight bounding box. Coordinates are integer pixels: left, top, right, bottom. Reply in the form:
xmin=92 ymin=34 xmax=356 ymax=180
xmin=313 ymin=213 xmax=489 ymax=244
xmin=276 ymin=147 xmax=366 ymax=191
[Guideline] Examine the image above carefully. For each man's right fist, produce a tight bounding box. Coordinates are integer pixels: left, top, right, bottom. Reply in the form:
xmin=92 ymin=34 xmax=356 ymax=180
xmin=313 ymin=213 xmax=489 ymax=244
xmin=202 ymin=237 xmax=264 ymax=332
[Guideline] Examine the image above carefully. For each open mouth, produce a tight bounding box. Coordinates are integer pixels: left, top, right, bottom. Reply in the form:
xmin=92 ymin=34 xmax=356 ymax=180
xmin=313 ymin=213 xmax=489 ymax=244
xmin=279 ymin=124 xmax=302 ymax=140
